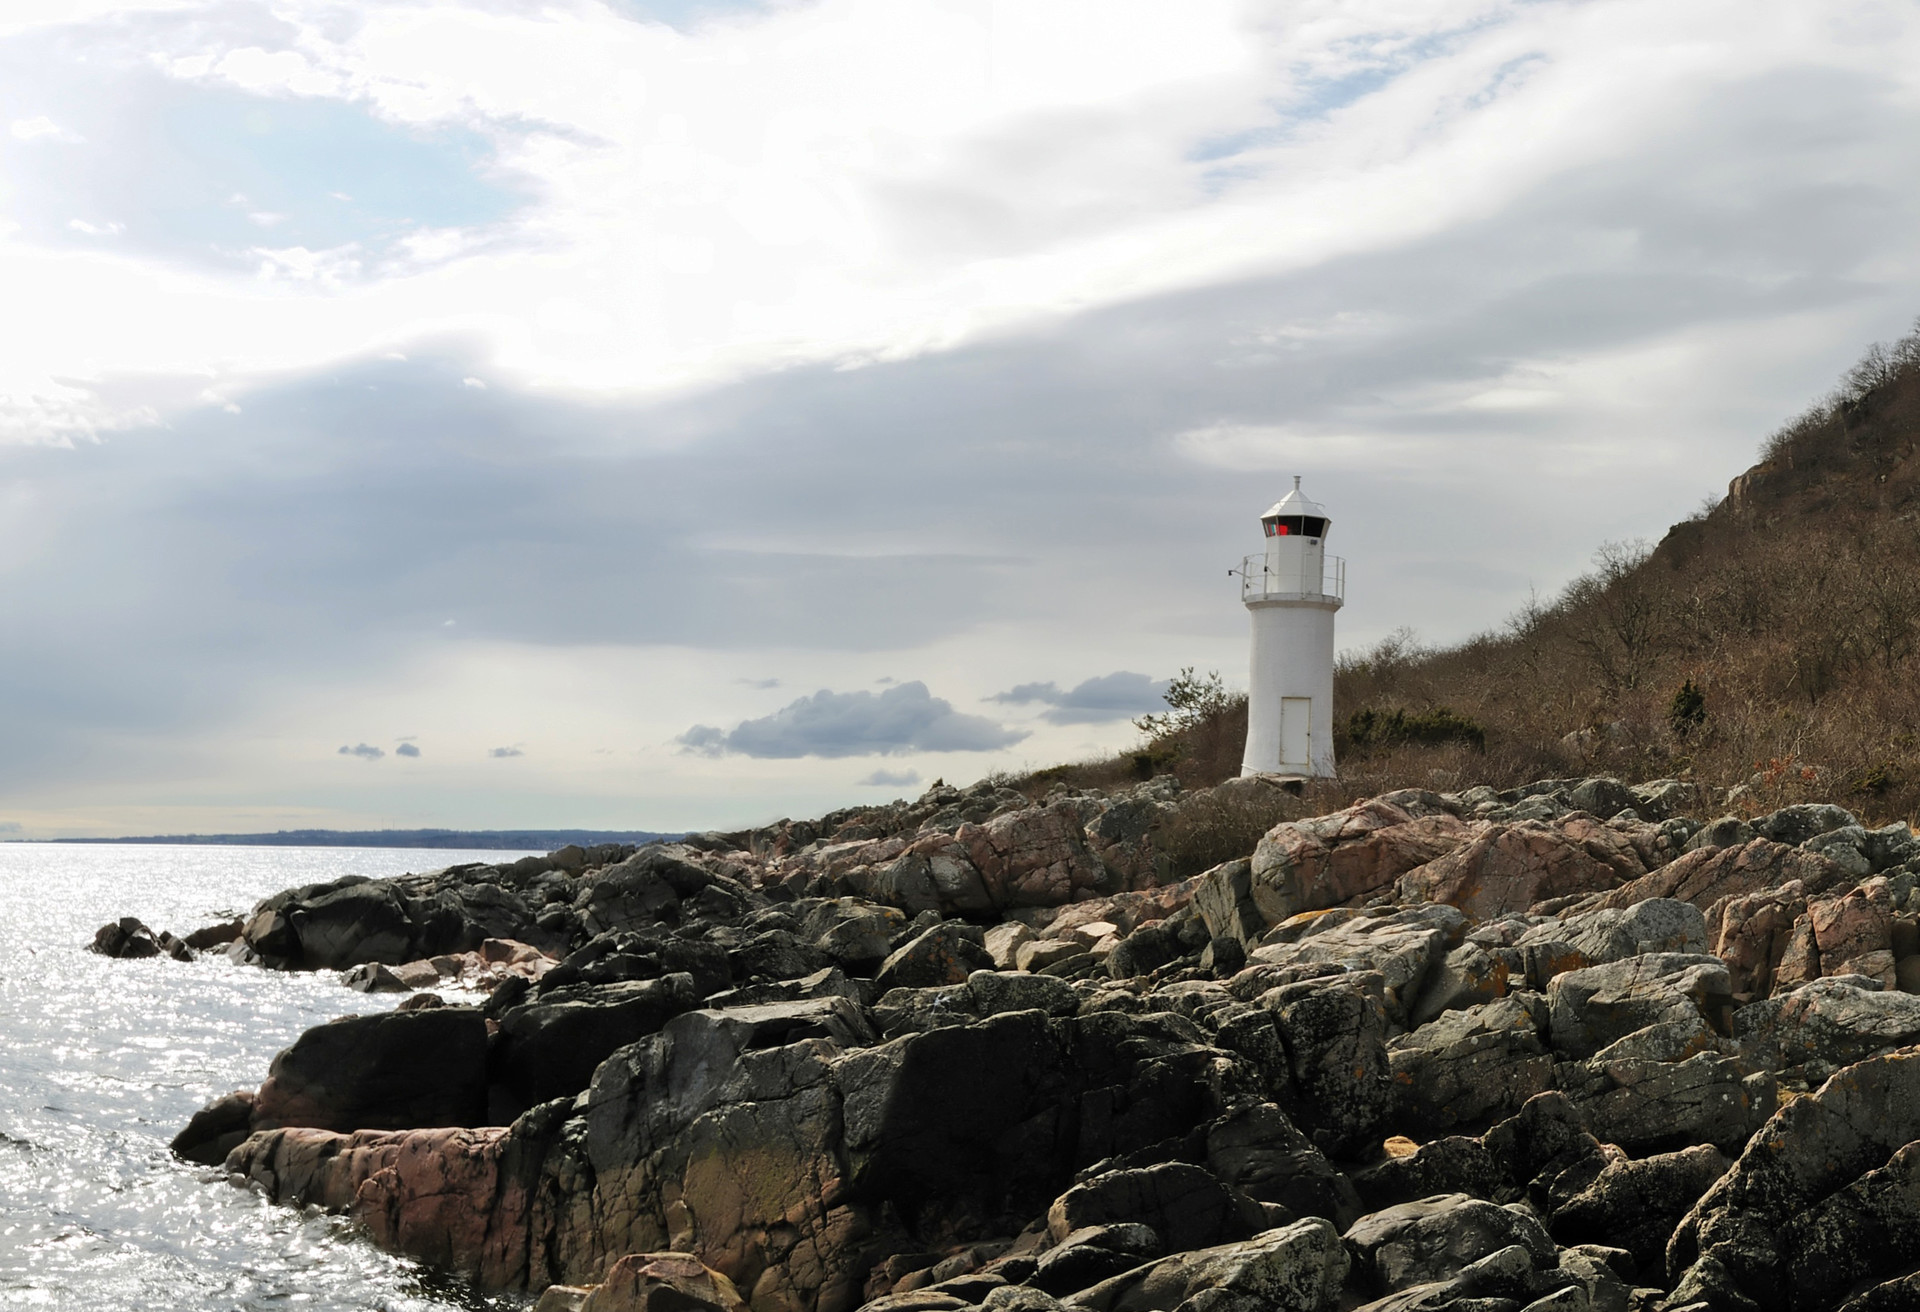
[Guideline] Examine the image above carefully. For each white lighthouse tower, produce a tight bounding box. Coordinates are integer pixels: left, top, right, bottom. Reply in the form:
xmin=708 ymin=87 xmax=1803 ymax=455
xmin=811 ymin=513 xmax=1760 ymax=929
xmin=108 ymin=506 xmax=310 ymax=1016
xmin=1239 ymin=477 xmax=1344 ymax=777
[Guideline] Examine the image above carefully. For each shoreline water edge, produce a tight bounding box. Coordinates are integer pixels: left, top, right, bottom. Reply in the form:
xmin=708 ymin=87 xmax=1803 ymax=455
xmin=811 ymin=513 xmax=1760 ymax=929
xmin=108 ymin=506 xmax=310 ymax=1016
xmin=107 ymin=773 xmax=1920 ymax=1312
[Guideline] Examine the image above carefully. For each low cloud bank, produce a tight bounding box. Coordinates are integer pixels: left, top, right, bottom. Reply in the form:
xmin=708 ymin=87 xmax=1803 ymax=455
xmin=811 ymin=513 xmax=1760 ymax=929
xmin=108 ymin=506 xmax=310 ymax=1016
xmin=681 ymin=682 xmax=1025 ymax=759
xmin=990 ymin=671 xmax=1171 ymax=724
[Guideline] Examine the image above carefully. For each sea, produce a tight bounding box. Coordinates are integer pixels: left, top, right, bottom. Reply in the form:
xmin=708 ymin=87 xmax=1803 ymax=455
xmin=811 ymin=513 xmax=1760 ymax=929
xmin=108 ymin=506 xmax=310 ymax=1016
xmin=0 ymin=842 xmax=542 ymax=1311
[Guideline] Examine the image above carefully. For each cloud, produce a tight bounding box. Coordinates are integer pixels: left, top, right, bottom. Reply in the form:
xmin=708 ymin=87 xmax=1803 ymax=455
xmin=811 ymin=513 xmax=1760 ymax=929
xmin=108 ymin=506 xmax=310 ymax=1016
xmin=0 ymin=821 xmax=21 ymax=834
xmin=394 ymin=742 xmax=420 ymax=757
xmin=338 ymin=742 xmax=384 ymax=759
xmin=858 ymin=768 xmax=921 ymax=788
xmin=10 ymin=115 xmax=79 ymax=142
xmin=990 ymin=671 xmax=1172 ymax=724
xmin=489 ymin=745 xmax=524 ymax=758
xmin=680 ymin=682 xmax=1027 ymax=758
xmin=736 ymin=677 xmax=780 ymax=689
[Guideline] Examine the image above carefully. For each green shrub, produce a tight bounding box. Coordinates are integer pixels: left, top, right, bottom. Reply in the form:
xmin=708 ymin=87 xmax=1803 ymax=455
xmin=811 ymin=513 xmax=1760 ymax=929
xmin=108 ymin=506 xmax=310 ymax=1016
xmin=1347 ymin=706 xmax=1486 ymax=752
xmin=1668 ymin=679 xmax=1708 ymax=738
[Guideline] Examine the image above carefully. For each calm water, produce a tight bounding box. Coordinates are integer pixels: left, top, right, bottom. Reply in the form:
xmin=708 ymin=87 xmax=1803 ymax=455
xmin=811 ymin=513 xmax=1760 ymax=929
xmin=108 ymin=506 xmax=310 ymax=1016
xmin=0 ymin=843 xmax=541 ymax=1311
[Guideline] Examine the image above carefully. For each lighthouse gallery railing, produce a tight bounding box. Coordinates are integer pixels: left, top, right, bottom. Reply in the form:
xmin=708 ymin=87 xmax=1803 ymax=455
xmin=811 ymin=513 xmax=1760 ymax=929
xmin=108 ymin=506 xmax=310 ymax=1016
xmin=1239 ymin=554 xmax=1345 ymax=603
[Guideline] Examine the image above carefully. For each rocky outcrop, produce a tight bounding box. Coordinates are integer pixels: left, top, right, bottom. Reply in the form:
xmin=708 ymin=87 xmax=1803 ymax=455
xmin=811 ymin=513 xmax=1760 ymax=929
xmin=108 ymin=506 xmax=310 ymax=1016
xmin=174 ymin=775 xmax=1920 ymax=1312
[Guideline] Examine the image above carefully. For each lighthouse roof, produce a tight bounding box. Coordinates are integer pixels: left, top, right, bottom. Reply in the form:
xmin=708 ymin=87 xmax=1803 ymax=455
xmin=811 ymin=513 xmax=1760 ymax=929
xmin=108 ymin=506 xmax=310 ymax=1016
xmin=1261 ymin=482 xmax=1327 ymax=520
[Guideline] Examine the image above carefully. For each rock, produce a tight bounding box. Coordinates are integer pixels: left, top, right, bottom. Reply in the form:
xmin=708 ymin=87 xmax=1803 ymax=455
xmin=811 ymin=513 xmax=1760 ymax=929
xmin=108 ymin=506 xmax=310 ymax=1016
xmin=1193 ymin=859 xmax=1264 ymax=949
xmin=1252 ymin=905 xmax=1468 ymax=1025
xmin=1390 ymin=993 xmax=1556 ymax=1135
xmin=1343 ymin=1194 xmax=1555 ymax=1295
xmin=1712 ymin=882 xmax=1809 ymax=998
xmin=1568 ymin=778 xmax=1638 ymax=821
xmin=1352 ymin=1136 xmax=1503 ymax=1211
xmin=1682 ymin=816 xmax=1757 ymax=854
xmin=966 ymin=970 xmax=1077 ymax=1018
xmin=1809 ymin=878 xmax=1897 ymax=986
xmin=1396 ymin=819 xmax=1643 ymax=919
xmin=91 ymin=916 xmax=164 ymax=959
xmin=1752 ymin=802 xmax=1859 ymax=847
xmin=1669 ymin=1048 xmax=1920 ymax=1309
xmin=1250 ymin=801 xmax=1473 ymax=922
xmin=876 ymin=924 xmax=993 ymax=991
xmin=491 ymin=972 xmax=701 ymax=1110
xmin=579 ymin=1252 xmax=749 ymax=1312
xmin=1016 ymin=938 xmax=1088 ymax=974
xmin=250 ymin=1006 xmax=490 ymax=1132
xmin=1267 ymin=975 xmax=1394 ymax=1154
xmin=1524 ymin=898 xmax=1707 ymax=966
xmin=1549 ymin=1143 xmax=1730 ymax=1271
xmin=1203 ymin=1103 xmax=1361 ymax=1228
xmin=1046 ymin=1162 xmax=1257 ymax=1252
xmin=1733 ymin=977 xmax=1920 ymax=1086
xmin=282 ymin=880 xmax=421 ymax=970
xmin=1594 ymin=838 xmax=1847 ymax=920
xmin=984 ymin=922 xmax=1034 ymax=971
xmin=183 ymin=919 xmax=244 ymax=950
xmin=956 ymin=802 xmax=1113 ymax=908
xmin=1562 ymin=1050 xmax=1774 ymax=1154
xmin=1066 ymin=1218 xmax=1348 ymax=1312
xmin=1028 ymin=1224 xmax=1160 ymax=1296
xmin=171 ymin=1090 xmax=257 ymax=1166
xmin=1544 ymin=954 xmax=1732 ymax=1061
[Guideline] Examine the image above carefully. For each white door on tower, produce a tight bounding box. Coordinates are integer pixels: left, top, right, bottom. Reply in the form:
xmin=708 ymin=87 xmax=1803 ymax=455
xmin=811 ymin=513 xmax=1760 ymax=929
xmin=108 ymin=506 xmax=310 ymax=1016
xmin=1280 ymin=697 xmax=1311 ymax=769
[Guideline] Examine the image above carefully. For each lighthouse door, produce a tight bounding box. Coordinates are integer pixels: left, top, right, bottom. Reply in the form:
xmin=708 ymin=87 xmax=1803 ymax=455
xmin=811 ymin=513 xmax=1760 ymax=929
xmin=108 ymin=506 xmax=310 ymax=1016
xmin=1280 ymin=698 xmax=1311 ymax=770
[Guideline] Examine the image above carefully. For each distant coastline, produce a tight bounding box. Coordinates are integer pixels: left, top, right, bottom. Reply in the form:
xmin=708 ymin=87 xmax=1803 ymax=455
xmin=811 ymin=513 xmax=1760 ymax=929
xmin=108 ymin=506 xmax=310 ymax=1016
xmin=31 ymin=828 xmax=682 ymax=850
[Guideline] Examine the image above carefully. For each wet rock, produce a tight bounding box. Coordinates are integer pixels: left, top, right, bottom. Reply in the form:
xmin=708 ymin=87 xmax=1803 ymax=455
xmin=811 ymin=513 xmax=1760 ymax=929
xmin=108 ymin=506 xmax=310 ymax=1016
xmin=171 ymin=1089 xmax=257 ymax=1166
xmin=91 ymin=916 xmax=164 ymax=959
xmin=250 ymin=1006 xmax=490 ymax=1132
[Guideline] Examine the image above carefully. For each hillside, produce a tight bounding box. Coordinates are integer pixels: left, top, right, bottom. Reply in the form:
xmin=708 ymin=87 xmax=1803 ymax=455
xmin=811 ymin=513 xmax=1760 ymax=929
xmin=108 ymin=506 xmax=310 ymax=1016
xmin=1024 ymin=320 xmax=1920 ymax=824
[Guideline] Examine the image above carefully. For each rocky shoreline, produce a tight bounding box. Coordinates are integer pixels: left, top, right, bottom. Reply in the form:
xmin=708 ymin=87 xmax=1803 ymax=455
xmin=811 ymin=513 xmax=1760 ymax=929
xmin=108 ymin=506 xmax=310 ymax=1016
xmin=126 ymin=774 xmax=1920 ymax=1311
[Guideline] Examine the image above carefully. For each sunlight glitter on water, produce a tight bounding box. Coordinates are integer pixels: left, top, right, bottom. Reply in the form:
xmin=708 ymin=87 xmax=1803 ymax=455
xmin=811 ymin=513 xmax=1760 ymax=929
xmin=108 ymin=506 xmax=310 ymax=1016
xmin=0 ymin=843 xmax=538 ymax=1311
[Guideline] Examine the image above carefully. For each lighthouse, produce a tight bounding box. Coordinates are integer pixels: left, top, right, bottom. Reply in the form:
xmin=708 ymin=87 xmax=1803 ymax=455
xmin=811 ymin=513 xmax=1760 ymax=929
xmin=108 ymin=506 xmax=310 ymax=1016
xmin=1238 ymin=477 xmax=1344 ymax=777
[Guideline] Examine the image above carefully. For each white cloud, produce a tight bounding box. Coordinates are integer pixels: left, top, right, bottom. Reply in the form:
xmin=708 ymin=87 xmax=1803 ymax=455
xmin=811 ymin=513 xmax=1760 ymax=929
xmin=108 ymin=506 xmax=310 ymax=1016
xmin=11 ymin=115 xmax=80 ymax=142
xmin=65 ymin=218 xmax=123 ymax=237
xmin=6 ymin=0 xmax=1908 ymax=442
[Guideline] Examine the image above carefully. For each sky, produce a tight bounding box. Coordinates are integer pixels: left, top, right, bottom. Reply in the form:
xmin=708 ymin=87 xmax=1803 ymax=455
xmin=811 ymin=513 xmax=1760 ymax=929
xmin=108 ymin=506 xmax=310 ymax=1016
xmin=4 ymin=0 xmax=1920 ymax=837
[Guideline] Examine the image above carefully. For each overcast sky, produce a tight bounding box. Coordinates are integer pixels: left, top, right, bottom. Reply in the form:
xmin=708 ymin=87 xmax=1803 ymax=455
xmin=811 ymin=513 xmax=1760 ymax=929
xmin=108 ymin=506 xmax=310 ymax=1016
xmin=3 ymin=0 xmax=1919 ymax=837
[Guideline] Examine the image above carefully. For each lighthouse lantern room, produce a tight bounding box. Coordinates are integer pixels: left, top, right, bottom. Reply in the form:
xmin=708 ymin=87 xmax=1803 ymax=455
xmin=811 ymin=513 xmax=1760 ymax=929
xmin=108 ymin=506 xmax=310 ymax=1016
xmin=1238 ymin=477 xmax=1343 ymax=777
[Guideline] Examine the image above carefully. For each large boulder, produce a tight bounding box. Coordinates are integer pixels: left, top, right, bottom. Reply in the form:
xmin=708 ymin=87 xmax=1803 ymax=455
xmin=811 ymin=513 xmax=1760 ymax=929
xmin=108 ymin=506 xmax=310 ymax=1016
xmin=1395 ymin=818 xmax=1640 ymax=918
xmin=490 ymin=973 xmax=700 ymax=1111
xmin=250 ymin=1006 xmax=490 ymax=1132
xmin=1593 ymin=837 xmax=1847 ymax=920
xmin=1390 ymin=993 xmax=1557 ymax=1135
xmin=1249 ymin=800 xmax=1472 ymax=922
xmin=1669 ymin=1049 xmax=1920 ymax=1310
xmin=1046 ymin=1162 xmax=1258 ymax=1253
xmin=1549 ymin=1142 xmax=1730 ymax=1271
xmin=1067 ymin=1219 xmax=1348 ymax=1312
xmin=955 ymin=802 xmax=1113 ymax=907
xmin=1544 ymin=953 xmax=1733 ymax=1061
xmin=1733 ymin=977 xmax=1920 ymax=1088
xmin=1252 ymin=905 xmax=1468 ymax=1024
xmin=1342 ymin=1193 xmax=1555 ymax=1294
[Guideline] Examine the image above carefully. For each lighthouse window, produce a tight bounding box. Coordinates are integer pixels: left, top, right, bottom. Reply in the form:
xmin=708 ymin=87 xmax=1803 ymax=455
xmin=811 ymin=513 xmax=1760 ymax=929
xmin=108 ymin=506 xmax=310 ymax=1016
xmin=1264 ymin=516 xmax=1329 ymax=538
